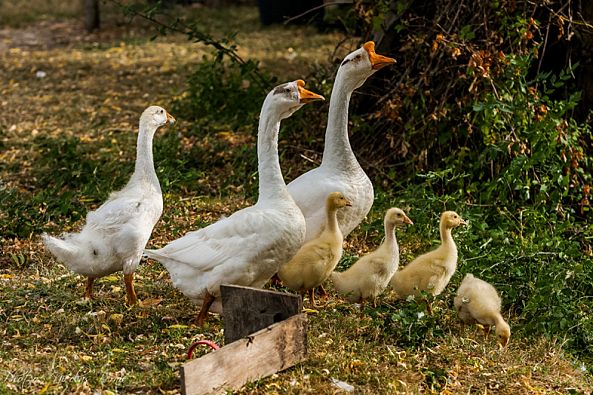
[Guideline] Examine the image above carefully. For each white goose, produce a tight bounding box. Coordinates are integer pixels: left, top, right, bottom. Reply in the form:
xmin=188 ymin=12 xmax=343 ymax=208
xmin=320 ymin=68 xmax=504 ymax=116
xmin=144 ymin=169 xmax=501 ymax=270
xmin=144 ymin=80 xmax=324 ymax=326
xmin=287 ymin=41 xmax=396 ymax=242
xmin=42 ymin=106 xmax=175 ymax=305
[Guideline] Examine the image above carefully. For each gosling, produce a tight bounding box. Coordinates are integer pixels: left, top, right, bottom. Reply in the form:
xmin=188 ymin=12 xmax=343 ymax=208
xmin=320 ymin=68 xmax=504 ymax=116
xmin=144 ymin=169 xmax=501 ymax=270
xmin=278 ymin=192 xmax=351 ymax=306
xmin=454 ymin=273 xmax=511 ymax=347
xmin=389 ymin=211 xmax=465 ymax=298
xmin=331 ymin=208 xmax=412 ymax=305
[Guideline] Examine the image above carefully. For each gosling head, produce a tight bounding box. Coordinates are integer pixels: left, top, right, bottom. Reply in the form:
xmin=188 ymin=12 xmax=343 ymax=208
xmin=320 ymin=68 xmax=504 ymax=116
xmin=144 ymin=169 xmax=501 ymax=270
xmin=496 ymin=321 xmax=511 ymax=348
xmin=140 ymin=106 xmax=175 ymax=128
xmin=385 ymin=207 xmax=413 ymax=227
xmin=327 ymin=192 xmax=352 ymax=210
xmin=441 ymin=211 xmax=466 ymax=229
xmin=268 ymin=79 xmax=324 ymax=120
xmin=338 ymin=41 xmax=396 ymax=90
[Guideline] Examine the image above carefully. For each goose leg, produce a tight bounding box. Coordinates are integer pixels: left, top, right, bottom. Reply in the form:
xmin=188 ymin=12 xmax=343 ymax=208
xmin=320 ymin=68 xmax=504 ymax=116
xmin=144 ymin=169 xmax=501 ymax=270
xmin=482 ymin=324 xmax=492 ymax=338
xmin=316 ymin=284 xmax=328 ymax=298
xmin=308 ymin=288 xmax=316 ymax=307
xmin=195 ymin=291 xmax=215 ymax=326
xmin=84 ymin=277 xmax=95 ymax=299
xmin=269 ymin=273 xmax=282 ymax=287
xmin=124 ymin=273 xmax=137 ymax=305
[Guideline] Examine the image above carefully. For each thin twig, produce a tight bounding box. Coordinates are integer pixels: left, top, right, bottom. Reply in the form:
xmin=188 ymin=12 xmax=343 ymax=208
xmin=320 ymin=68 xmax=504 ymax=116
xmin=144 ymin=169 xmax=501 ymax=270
xmin=106 ymin=0 xmax=270 ymax=89
xmin=283 ymin=0 xmax=354 ymax=25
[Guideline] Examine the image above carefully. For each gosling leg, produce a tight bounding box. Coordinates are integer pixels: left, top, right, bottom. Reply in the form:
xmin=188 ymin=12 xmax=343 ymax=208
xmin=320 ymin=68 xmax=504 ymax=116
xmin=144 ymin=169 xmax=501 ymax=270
xmin=308 ymin=288 xmax=316 ymax=307
xmin=316 ymin=284 xmax=328 ymax=298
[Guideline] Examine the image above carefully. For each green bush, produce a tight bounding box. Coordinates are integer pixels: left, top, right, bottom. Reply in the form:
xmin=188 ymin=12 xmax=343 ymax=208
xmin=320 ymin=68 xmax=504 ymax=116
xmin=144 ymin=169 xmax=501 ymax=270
xmin=173 ymin=56 xmax=271 ymax=130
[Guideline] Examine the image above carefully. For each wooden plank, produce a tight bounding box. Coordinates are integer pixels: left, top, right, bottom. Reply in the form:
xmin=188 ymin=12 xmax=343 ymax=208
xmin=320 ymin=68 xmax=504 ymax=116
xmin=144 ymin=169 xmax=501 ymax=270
xmin=180 ymin=313 xmax=308 ymax=395
xmin=220 ymin=284 xmax=302 ymax=344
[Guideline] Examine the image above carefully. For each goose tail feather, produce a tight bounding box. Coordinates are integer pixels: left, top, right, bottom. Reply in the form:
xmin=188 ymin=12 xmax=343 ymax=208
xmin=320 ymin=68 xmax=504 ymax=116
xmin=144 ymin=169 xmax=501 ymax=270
xmin=42 ymin=233 xmax=84 ymax=268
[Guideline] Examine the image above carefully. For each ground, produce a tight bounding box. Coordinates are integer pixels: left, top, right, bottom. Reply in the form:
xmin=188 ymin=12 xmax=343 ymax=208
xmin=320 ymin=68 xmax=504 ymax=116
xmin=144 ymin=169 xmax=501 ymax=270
xmin=0 ymin=2 xmax=592 ymax=394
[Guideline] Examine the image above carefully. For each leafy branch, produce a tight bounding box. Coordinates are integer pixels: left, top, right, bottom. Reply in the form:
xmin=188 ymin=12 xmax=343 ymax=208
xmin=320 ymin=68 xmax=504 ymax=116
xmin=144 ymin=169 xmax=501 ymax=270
xmin=107 ymin=0 xmax=271 ymax=90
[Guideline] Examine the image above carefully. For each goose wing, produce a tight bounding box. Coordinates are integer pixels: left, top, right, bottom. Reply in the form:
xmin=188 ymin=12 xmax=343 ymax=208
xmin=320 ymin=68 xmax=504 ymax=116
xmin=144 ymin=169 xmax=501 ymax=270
xmin=148 ymin=205 xmax=284 ymax=273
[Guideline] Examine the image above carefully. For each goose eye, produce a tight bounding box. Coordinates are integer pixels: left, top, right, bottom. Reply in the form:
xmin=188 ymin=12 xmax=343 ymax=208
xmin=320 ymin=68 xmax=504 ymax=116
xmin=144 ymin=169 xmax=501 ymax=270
xmin=159 ymin=109 xmax=163 ymax=114
xmin=355 ymin=55 xmax=361 ymax=60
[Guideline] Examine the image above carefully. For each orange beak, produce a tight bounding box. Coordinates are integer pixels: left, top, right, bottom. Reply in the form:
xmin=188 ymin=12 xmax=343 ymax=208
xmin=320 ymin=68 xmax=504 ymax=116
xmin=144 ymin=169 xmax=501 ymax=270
xmin=296 ymin=79 xmax=325 ymax=103
xmin=403 ymin=215 xmax=413 ymax=225
xmin=166 ymin=112 xmax=176 ymax=124
xmin=363 ymin=41 xmax=396 ymax=70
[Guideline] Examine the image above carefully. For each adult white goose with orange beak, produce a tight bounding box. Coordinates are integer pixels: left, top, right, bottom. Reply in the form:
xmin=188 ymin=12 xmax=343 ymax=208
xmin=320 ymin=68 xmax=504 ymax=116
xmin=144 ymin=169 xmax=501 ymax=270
xmin=43 ymin=106 xmax=175 ymax=305
xmin=144 ymin=80 xmax=324 ymax=326
xmin=287 ymin=41 xmax=396 ymax=242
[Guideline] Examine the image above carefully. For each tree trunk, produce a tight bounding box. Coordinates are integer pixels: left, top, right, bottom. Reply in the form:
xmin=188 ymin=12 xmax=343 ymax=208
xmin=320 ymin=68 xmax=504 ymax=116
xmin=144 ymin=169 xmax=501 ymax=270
xmin=83 ymin=0 xmax=100 ymax=33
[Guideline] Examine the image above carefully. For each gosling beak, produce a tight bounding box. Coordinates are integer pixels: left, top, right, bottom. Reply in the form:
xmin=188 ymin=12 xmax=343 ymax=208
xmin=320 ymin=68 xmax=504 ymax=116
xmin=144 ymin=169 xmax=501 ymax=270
xmin=403 ymin=215 xmax=414 ymax=225
xmin=459 ymin=218 xmax=467 ymax=225
xmin=166 ymin=112 xmax=176 ymax=125
xmin=363 ymin=41 xmax=396 ymax=70
xmin=345 ymin=200 xmax=353 ymax=207
xmin=296 ymin=79 xmax=325 ymax=104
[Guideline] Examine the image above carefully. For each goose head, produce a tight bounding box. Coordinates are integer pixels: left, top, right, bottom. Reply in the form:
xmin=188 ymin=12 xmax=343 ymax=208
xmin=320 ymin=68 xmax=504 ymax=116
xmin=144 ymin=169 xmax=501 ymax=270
xmin=140 ymin=106 xmax=176 ymax=129
xmin=326 ymin=191 xmax=352 ymax=210
xmin=337 ymin=41 xmax=396 ymax=91
xmin=441 ymin=211 xmax=466 ymax=229
xmin=496 ymin=321 xmax=511 ymax=348
xmin=268 ymin=80 xmax=325 ymax=120
xmin=385 ymin=207 xmax=413 ymax=227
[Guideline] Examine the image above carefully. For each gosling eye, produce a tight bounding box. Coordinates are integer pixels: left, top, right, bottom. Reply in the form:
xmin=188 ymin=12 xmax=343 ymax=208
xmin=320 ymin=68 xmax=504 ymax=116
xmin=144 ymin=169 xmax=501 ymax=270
xmin=355 ymin=54 xmax=362 ymax=60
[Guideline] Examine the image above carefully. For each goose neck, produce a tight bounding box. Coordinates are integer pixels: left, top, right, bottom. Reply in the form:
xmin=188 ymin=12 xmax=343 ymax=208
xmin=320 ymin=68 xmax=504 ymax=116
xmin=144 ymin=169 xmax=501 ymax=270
xmin=384 ymin=221 xmax=399 ymax=254
xmin=440 ymin=221 xmax=455 ymax=248
xmin=257 ymin=107 xmax=289 ymax=203
xmin=494 ymin=314 xmax=506 ymax=328
xmin=321 ymin=72 xmax=358 ymax=169
xmin=325 ymin=204 xmax=341 ymax=234
xmin=131 ymin=120 xmax=159 ymax=188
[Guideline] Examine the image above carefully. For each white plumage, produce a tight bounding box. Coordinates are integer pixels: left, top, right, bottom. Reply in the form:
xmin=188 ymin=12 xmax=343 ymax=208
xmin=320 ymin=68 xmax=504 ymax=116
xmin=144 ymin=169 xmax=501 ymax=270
xmin=42 ymin=106 xmax=174 ymax=304
xmin=287 ymin=41 xmax=396 ymax=242
xmin=144 ymin=80 xmax=324 ymax=325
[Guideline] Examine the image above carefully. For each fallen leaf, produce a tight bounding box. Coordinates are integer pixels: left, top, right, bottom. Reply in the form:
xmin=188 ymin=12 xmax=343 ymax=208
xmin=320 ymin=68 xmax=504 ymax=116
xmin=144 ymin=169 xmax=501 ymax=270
xmin=167 ymin=324 xmax=189 ymax=329
xmin=139 ymin=298 xmax=162 ymax=307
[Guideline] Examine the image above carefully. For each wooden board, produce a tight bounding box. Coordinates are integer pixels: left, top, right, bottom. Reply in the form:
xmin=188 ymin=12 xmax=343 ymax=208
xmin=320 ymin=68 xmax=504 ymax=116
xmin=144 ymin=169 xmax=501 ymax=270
xmin=220 ymin=284 xmax=302 ymax=344
xmin=180 ymin=313 xmax=307 ymax=395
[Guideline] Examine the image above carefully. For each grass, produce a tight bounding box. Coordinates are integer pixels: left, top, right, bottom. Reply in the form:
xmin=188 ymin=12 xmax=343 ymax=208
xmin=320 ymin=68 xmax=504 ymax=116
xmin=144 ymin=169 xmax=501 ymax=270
xmin=0 ymin=2 xmax=592 ymax=394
